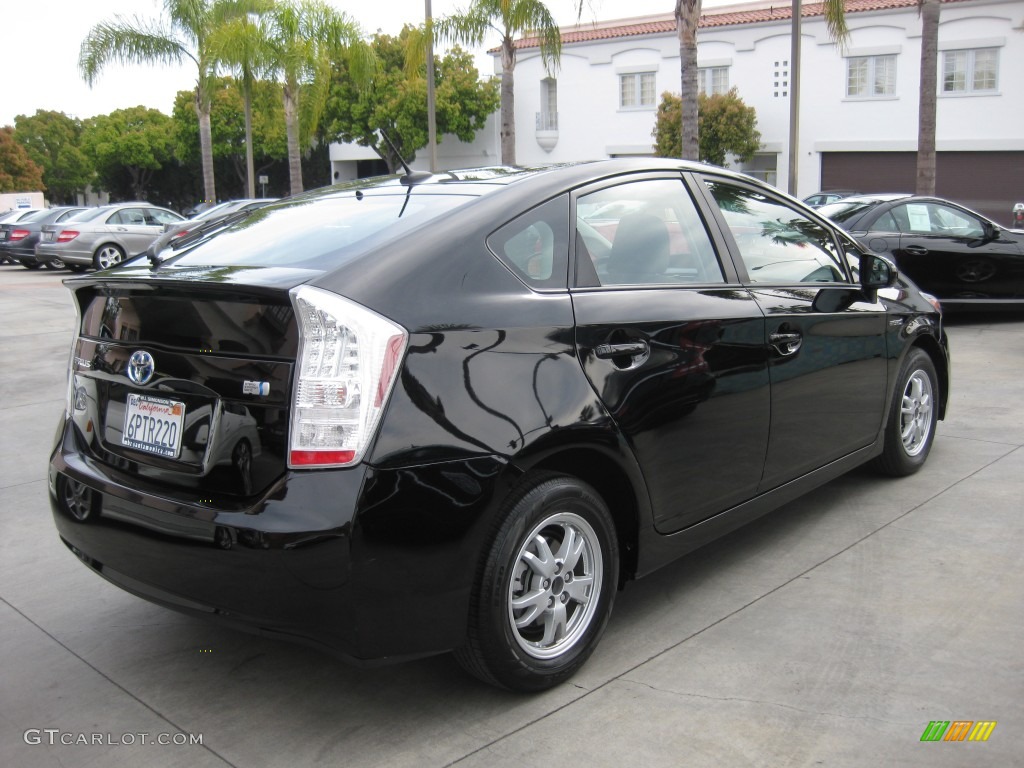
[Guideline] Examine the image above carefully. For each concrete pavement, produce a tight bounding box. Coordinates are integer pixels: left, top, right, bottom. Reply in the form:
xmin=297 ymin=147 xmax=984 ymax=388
xmin=1 ymin=263 xmax=1020 ymax=767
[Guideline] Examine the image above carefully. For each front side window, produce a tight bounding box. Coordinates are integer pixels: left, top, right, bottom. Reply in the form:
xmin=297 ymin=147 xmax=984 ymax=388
xmin=890 ymin=202 xmax=985 ymax=238
xmin=846 ymin=55 xmax=896 ymax=97
xmin=942 ymin=48 xmax=998 ymax=93
xmin=575 ymin=179 xmax=722 ymax=287
xmin=698 ymin=67 xmax=730 ymax=96
xmin=706 ymin=181 xmax=846 ymax=284
xmin=619 ymin=72 xmax=657 ymax=109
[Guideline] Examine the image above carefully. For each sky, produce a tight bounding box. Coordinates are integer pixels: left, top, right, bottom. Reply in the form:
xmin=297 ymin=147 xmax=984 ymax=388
xmin=0 ymin=0 xmax=734 ymax=128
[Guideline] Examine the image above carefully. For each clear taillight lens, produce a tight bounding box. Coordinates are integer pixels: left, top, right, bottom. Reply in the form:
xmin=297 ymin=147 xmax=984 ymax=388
xmin=288 ymin=286 xmax=407 ymax=468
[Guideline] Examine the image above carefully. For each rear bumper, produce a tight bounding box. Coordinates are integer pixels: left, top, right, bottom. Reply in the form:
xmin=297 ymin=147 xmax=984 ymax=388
xmin=48 ymin=416 xmax=503 ymax=663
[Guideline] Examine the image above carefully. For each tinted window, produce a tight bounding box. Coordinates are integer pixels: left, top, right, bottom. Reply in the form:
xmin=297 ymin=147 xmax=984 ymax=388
xmin=889 ymin=202 xmax=984 ymax=237
xmin=868 ymin=210 xmax=899 ymax=233
xmin=707 ymin=181 xmax=847 ymax=283
xmin=575 ymin=179 xmax=722 ymax=287
xmin=818 ymin=200 xmax=882 ymax=225
xmin=487 ymin=195 xmax=569 ymax=290
xmin=171 ymin=192 xmax=472 ymax=269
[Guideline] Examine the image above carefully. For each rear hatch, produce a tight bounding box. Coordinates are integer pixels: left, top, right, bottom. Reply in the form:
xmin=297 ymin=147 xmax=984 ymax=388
xmin=66 ymin=272 xmax=302 ymax=499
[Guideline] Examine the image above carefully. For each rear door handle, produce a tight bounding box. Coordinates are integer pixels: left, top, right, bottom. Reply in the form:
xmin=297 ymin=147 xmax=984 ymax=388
xmin=769 ymin=332 xmax=802 ymax=356
xmin=594 ymin=341 xmax=649 ymax=359
xmin=903 ymin=245 xmax=929 ymax=256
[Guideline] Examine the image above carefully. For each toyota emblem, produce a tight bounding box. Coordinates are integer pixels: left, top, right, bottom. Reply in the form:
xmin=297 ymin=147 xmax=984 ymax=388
xmin=127 ymin=350 xmax=155 ymax=386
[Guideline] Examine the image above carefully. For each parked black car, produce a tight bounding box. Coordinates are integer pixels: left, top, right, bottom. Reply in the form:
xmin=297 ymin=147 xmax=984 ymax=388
xmin=802 ymin=189 xmax=860 ymax=208
xmin=49 ymin=160 xmax=949 ymax=691
xmin=819 ymin=194 xmax=1024 ymax=308
xmin=0 ymin=206 xmax=88 ymax=269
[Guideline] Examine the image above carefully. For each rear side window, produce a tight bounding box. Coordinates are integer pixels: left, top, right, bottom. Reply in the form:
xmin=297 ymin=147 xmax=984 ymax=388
xmin=574 ymin=178 xmax=723 ymax=287
xmin=487 ymin=195 xmax=569 ymax=290
xmin=706 ymin=181 xmax=847 ymax=284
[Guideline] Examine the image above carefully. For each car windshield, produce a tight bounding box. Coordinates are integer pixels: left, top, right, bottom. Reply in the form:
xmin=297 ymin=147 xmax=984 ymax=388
xmin=168 ymin=192 xmax=475 ymax=270
xmin=817 ymin=199 xmax=883 ymax=224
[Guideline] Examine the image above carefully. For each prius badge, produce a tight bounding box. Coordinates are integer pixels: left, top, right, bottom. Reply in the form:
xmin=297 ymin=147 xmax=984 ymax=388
xmin=126 ymin=350 xmax=155 ymax=386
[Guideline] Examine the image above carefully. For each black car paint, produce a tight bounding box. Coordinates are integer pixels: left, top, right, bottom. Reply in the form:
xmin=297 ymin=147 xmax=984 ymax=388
xmin=830 ymin=195 xmax=1024 ymax=307
xmin=49 ymin=159 xmax=950 ymax=665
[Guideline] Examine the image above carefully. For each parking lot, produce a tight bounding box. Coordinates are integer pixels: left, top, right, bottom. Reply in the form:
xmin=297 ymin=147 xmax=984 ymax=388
xmin=1 ymin=262 xmax=1021 ymax=767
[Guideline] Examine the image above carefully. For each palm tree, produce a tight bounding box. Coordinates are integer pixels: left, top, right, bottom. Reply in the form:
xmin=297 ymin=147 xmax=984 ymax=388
xmin=435 ymin=0 xmax=561 ymax=166
xmin=208 ymin=1 xmax=275 ymax=198
xmin=673 ymin=1 xmax=847 ymax=175
xmin=265 ymin=0 xmax=374 ymax=194
xmin=916 ymin=0 xmax=940 ymax=196
xmin=79 ymin=0 xmax=246 ymax=204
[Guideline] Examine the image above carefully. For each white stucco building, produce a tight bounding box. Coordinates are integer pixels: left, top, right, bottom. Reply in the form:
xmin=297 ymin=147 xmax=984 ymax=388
xmin=499 ymin=0 xmax=1024 ymax=222
xmin=329 ymin=0 xmax=1022 ymax=223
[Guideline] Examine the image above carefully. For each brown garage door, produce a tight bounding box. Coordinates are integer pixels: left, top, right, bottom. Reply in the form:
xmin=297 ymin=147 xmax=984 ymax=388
xmin=820 ymin=151 xmax=1024 ymax=226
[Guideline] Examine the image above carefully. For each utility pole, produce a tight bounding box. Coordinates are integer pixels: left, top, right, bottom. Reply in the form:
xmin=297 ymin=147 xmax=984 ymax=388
xmin=788 ymin=0 xmax=801 ymax=197
xmin=425 ymin=0 xmax=438 ymax=173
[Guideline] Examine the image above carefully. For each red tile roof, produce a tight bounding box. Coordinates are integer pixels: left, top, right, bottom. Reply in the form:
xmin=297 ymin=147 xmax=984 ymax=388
xmin=507 ymin=0 xmax=971 ymax=51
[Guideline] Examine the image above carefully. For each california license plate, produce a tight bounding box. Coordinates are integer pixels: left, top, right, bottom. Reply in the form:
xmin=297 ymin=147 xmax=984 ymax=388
xmin=122 ymin=394 xmax=185 ymax=458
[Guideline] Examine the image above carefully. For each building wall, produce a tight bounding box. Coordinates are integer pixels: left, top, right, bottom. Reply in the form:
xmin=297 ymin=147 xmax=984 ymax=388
xmin=505 ymin=0 xmax=1024 ymax=202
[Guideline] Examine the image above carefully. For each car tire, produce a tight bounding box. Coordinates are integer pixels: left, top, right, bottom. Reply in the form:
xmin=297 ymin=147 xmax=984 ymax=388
xmin=872 ymin=347 xmax=938 ymax=477
xmin=455 ymin=472 xmax=619 ymax=692
xmin=94 ymin=244 xmax=125 ymax=270
xmin=22 ymin=261 xmax=42 ymax=270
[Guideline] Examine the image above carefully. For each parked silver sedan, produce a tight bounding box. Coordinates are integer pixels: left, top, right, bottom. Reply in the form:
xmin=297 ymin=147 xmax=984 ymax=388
xmin=36 ymin=203 xmax=183 ymax=270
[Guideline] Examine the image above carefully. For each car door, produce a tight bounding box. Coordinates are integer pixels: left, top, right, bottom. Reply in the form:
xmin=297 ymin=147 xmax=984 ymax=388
xmin=698 ymin=176 xmax=889 ymax=491
xmin=569 ymin=174 xmax=771 ymax=534
xmin=879 ymin=200 xmax=1023 ymax=300
xmin=110 ymin=208 xmax=163 ymax=256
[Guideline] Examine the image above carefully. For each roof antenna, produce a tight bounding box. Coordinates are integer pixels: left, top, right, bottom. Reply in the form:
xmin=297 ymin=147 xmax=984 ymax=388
xmin=377 ymin=129 xmax=432 ymax=185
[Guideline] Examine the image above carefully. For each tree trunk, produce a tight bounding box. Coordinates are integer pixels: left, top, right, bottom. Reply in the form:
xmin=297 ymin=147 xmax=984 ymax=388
xmin=500 ymin=36 xmax=517 ymax=166
xmin=244 ymin=82 xmax=256 ymax=199
xmin=283 ymin=77 xmax=304 ymax=194
xmin=195 ymin=88 xmax=216 ymax=204
xmin=916 ymin=0 xmax=939 ymax=196
xmin=676 ymin=1 xmax=701 ymax=161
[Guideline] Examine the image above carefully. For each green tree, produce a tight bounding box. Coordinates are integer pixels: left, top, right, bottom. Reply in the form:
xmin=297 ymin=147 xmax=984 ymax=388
xmin=208 ymin=0 xmax=275 ymax=197
xmin=12 ymin=111 xmax=94 ymax=204
xmin=0 ymin=127 xmax=45 ymax=192
xmin=916 ymin=0 xmax=939 ymax=195
xmin=81 ymin=106 xmax=175 ymax=201
xmin=434 ymin=0 xmax=561 ymax=166
xmin=653 ymin=89 xmax=761 ymax=166
xmin=326 ymin=28 xmax=499 ymax=173
xmin=79 ymin=0 xmax=260 ymax=204
xmin=172 ymin=77 xmax=287 ymax=197
xmin=264 ymin=0 xmax=375 ymax=194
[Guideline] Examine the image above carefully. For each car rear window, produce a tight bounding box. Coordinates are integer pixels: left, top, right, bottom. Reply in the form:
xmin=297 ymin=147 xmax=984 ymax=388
xmin=66 ymin=208 xmax=109 ymax=223
xmin=816 ymin=200 xmax=880 ymax=224
xmin=168 ymin=192 xmax=473 ymax=269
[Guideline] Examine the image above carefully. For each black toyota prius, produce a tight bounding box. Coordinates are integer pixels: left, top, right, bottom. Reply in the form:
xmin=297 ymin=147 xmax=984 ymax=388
xmin=49 ymin=159 xmax=950 ymax=691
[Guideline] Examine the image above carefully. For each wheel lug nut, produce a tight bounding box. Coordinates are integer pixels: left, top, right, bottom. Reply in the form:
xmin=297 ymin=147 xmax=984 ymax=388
xmin=542 ymin=579 xmax=550 ymax=589
xmin=560 ymin=593 xmax=568 ymax=603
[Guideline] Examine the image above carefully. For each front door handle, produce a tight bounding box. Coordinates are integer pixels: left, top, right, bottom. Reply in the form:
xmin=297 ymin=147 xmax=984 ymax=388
xmin=903 ymin=245 xmax=929 ymax=256
xmin=769 ymin=332 xmax=802 ymax=356
xmin=594 ymin=340 xmax=649 ymax=359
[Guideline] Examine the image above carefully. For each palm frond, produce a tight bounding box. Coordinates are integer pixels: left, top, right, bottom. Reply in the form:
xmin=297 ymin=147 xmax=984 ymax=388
xmin=79 ymin=16 xmax=189 ymax=86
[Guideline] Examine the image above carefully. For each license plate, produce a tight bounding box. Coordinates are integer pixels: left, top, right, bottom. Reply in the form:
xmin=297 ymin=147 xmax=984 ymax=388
xmin=122 ymin=394 xmax=185 ymax=459
xmin=42 ymin=231 xmax=53 ymax=242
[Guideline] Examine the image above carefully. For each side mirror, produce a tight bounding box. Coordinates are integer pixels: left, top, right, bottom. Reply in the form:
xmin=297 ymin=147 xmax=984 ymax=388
xmin=860 ymin=252 xmax=897 ymax=302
